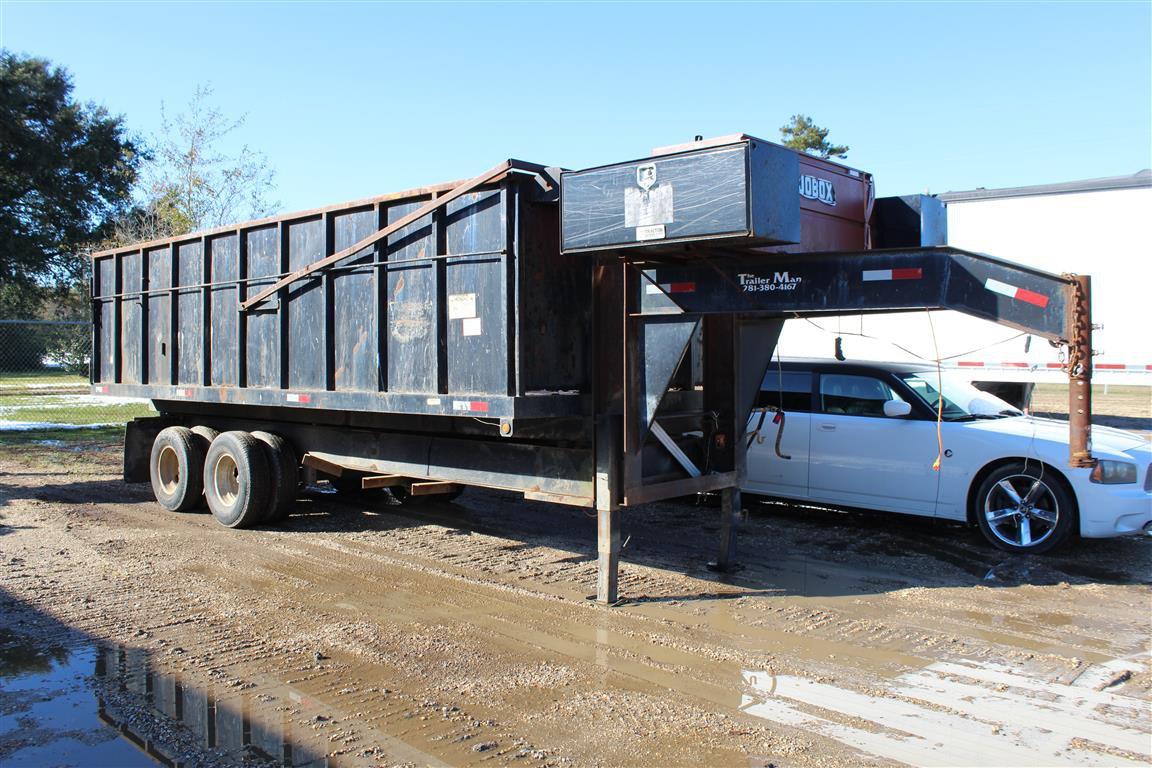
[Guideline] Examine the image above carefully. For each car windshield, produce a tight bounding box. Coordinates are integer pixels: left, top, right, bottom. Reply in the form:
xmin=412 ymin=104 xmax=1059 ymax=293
xmin=898 ymin=371 xmax=1023 ymax=421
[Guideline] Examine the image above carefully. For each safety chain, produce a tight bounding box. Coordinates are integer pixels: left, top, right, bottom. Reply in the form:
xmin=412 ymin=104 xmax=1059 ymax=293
xmin=1061 ymin=273 xmax=1087 ymax=378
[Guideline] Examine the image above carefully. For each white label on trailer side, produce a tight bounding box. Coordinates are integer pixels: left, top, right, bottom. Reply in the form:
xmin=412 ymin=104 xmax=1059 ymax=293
xmin=447 ymin=293 xmax=476 ymax=320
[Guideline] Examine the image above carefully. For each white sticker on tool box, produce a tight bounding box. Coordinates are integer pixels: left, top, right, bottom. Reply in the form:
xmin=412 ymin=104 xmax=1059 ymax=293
xmin=447 ymin=293 xmax=477 ymax=320
xmin=636 ymin=225 xmax=666 ymax=241
xmin=624 ymin=185 xmax=674 ymax=228
xmin=462 ymin=317 xmax=482 ymax=336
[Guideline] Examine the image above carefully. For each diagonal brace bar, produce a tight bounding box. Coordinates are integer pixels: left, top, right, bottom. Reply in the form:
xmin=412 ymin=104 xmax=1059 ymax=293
xmin=240 ymin=159 xmax=522 ymax=311
xmin=649 ymin=421 xmax=702 ymax=478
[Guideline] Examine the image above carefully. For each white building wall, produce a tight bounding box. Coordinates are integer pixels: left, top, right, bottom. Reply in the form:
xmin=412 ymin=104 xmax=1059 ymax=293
xmin=775 ymin=185 xmax=1151 ymax=383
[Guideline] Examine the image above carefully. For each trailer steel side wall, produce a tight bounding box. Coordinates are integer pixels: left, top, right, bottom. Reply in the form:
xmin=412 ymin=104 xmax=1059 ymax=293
xmin=91 ymin=172 xmax=590 ymax=421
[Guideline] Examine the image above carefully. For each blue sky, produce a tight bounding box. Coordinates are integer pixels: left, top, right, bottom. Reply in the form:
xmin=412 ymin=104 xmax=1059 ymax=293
xmin=3 ymin=1 xmax=1149 ymax=216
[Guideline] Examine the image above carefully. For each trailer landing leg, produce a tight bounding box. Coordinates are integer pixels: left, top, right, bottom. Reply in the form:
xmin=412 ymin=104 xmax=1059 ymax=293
xmin=709 ymin=487 xmax=742 ymax=572
xmin=597 ymin=502 xmax=621 ymax=604
xmin=594 ymin=415 xmax=622 ymax=605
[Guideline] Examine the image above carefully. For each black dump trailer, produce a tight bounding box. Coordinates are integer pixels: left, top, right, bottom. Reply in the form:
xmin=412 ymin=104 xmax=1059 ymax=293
xmin=93 ymin=135 xmax=1096 ymax=603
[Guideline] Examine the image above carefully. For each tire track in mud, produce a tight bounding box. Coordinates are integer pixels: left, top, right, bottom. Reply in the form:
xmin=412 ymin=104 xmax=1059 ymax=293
xmin=1 ymin=489 xmax=817 ymax=766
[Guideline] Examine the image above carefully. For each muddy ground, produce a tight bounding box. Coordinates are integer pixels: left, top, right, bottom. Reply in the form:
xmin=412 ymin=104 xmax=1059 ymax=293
xmin=1 ymin=408 xmax=1150 ymax=767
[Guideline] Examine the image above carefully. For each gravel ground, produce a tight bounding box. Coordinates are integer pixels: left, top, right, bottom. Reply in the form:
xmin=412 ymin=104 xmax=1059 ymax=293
xmin=1 ymin=402 xmax=1149 ymax=767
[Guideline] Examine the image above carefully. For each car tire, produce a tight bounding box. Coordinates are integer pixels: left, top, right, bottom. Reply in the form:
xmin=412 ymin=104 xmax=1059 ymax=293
xmin=973 ymin=462 xmax=1076 ymax=554
xmin=149 ymin=426 xmax=206 ymax=512
xmin=203 ymin=431 xmax=270 ymax=529
xmin=251 ymin=431 xmax=299 ymax=523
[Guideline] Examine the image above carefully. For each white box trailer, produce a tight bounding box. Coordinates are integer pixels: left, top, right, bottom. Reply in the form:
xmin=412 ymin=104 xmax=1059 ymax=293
xmin=776 ymin=171 xmax=1151 ymax=392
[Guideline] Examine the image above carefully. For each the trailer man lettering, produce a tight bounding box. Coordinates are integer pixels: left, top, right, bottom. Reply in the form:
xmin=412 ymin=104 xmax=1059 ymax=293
xmin=799 ymin=175 xmax=837 ymax=206
xmin=738 ymin=272 xmax=801 ymax=293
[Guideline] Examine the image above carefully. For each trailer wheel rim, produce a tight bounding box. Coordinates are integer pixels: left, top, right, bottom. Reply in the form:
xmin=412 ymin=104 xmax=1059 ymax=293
xmin=157 ymin=445 xmax=181 ymax=495
xmin=982 ymin=473 xmax=1059 ymax=549
xmin=213 ymin=453 xmax=241 ymax=508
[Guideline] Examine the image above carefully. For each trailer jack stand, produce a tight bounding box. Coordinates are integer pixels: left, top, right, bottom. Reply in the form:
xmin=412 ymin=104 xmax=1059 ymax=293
xmin=596 ymin=502 xmax=621 ymax=604
xmin=707 ymin=487 xmax=742 ymax=573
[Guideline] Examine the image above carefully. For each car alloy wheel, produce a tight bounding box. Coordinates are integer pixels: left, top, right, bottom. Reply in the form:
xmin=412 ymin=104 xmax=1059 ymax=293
xmin=974 ymin=463 xmax=1075 ymax=554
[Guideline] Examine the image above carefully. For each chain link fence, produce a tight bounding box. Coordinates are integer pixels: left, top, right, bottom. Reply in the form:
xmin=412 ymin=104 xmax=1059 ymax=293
xmin=0 ymin=320 xmax=155 ymax=431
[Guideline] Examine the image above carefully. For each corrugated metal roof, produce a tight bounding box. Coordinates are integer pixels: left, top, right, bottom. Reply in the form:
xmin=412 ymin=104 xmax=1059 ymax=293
xmin=938 ymin=169 xmax=1151 ymax=202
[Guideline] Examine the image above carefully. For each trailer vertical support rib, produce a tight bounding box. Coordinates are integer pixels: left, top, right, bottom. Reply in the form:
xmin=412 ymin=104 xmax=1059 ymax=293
xmin=201 ymin=235 xmax=212 ymax=387
xmin=1068 ymin=274 xmax=1095 ymax=468
xmin=168 ymin=242 xmax=178 ymax=385
xmin=277 ymin=221 xmax=290 ymax=390
xmin=112 ymin=253 xmax=122 ymax=384
xmin=237 ymin=231 xmax=248 ymax=389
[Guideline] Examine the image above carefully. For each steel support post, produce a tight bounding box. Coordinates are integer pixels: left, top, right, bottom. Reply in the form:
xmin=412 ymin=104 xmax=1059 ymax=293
xmin=592 ymin=260 xmax=625 ymax=605
xmin=1068 ymin=274 xmax=1095 ymax=468
xmin=715 ymin=486 xmax=741 ymax=572
xmin=595 ymin=415 xmax=622 ymax=604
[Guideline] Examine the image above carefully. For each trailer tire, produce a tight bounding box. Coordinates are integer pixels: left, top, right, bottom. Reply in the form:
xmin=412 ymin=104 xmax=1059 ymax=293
xmin=150 ymin=427 xmax=206 ymax=512
xmin=188 ymin=426 xmax=219 ymax=510
xmin=190 ymin=425 xmax=218 ymax=448
xmin=203 ymin=431 xmax=271 ymax=529
xmin=251 ymin=431 xmax=299 ymax=523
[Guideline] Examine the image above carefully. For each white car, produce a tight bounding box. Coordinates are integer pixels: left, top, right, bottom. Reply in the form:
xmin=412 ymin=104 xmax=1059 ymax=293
xmin=744 ymin=359 xmax=1152 ymax=553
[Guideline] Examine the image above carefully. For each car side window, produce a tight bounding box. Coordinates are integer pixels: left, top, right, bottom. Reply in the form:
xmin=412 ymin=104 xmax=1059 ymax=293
xmin=819 ymin=374 xmax=905 ymax=417
xmin=755 ymin=371 xmax=813 ymax=412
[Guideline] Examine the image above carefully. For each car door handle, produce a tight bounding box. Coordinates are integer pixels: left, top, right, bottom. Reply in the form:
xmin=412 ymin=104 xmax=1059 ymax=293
xmin=819 ymin=423 xmax=836 ymax=431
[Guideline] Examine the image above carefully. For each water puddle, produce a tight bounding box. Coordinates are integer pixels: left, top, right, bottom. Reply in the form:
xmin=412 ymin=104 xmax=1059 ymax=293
xmin=0 ymin=630 xmax=152 ymax=766
xmin=737 ymin=654 xmax=1151 ymax=767
xmin=0 ymin=628 xmax=403 ymax=767
xmin=93 ymin=645 xmax=337 ymax=767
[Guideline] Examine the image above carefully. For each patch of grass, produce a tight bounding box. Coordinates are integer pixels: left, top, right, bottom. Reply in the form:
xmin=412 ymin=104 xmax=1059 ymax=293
xmin=0 ymin=425 xmax=125 ymax=473
xmin=1030 ymin=383 xmax=1151 ymax=435
xmin=0 ymin=401 xmax=154 ymax=425
xmin=0 ymin=369 xmax=88 ymax=387
xmin=1031 ymin=384 xmax=1150 ymax=418
xmin=0 ymin=425 xmax=126 ymax=447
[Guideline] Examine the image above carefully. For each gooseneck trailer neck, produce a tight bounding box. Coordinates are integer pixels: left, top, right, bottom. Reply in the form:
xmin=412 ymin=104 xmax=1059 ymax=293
xmin=91 ymin=135 xmax=1094 ymax=604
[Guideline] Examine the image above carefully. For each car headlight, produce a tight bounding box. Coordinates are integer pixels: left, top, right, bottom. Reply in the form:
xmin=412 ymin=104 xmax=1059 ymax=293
xmin=1090 ymin=460 xmax=1139 ymax=485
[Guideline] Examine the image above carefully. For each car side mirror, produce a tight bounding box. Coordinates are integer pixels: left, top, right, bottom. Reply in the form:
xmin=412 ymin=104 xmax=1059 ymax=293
xmin=883 ymin=400 xmax=912 ymax=418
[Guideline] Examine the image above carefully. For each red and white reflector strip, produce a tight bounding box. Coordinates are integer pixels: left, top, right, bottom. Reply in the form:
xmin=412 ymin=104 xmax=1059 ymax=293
xmin=286 ymin=393 xmax=311 ymax=404
xmin=1076 ymin=363 xmax=1152 ymax=371
xmin=951 ymin=362 xmax=1152 ymax=372
xmin=94 ymin=385 xmax=109 ymax=393
xmin=862 ymin=268 xmax=922 ymax=282
xmin=174 ymin=388 xmax=192 ymax=397
xmin=645 ymin=282 xmax=696 ymax=295
xmin=453 ymin=400 xmax=489 ymax=413
xmin=984 ymin=278 xmax=1049 ymax=308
